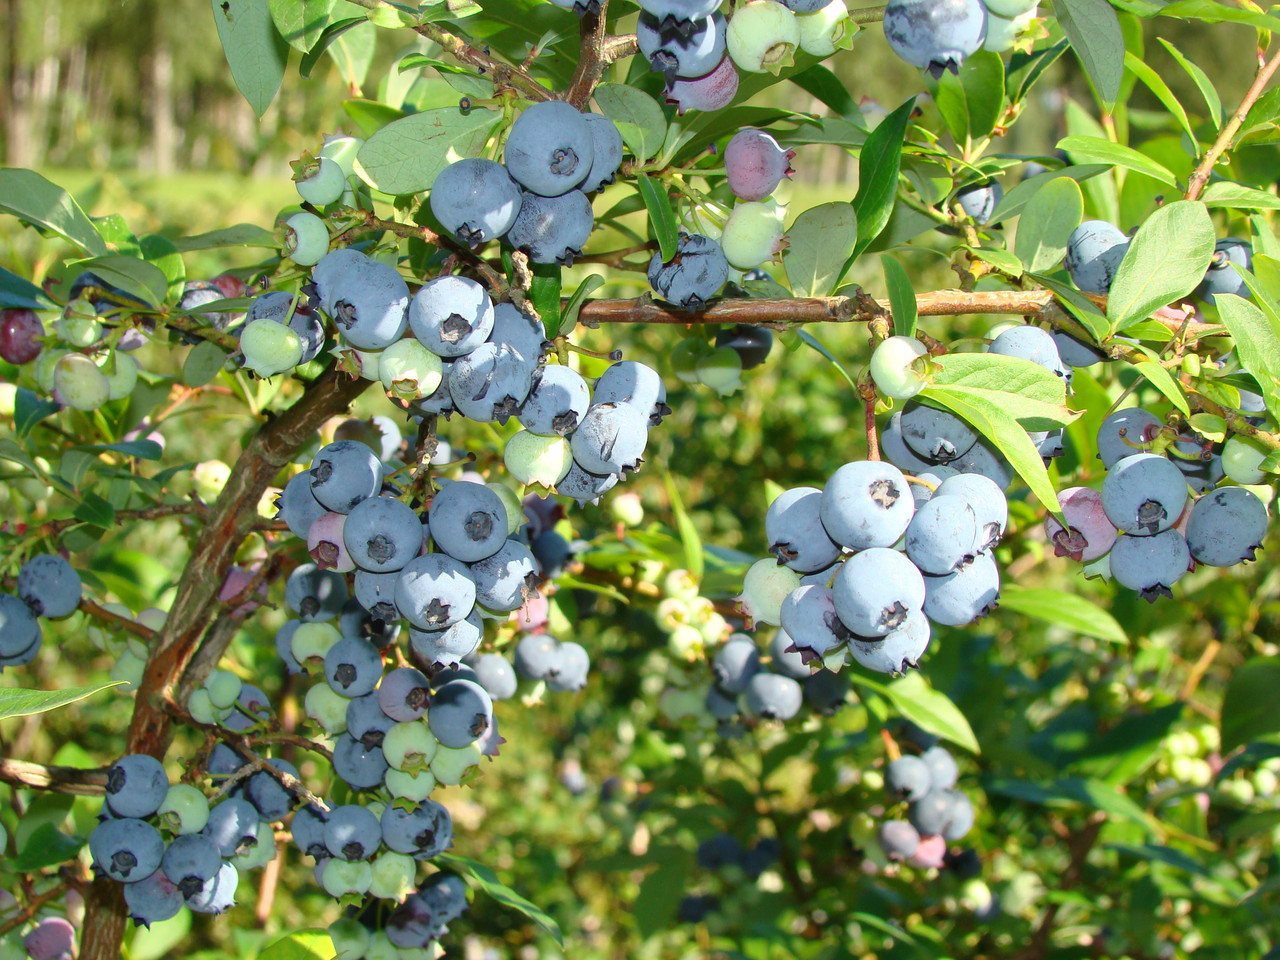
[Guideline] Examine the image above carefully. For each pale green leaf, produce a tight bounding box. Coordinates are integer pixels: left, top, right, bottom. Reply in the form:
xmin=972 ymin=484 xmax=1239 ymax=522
xmin=1000 ymin=585 xmax=1128 ymax=643
xmin=0 ymin=682 xmax=126 ymax=722
xmin=1108 ymin=200 xmax=1216 ymax=330
xmin=355 ymin=107 xmax=499 ymax=195
xmin=0 ymin=169 xmax=109 ymax=256
xmin=784 ymin=202 xmax=858 ymax=298
xmin=1057 ymin=135 xmax=1177 ymax=186
xmin=1014 ymin=177 xmax=1084 ymax=274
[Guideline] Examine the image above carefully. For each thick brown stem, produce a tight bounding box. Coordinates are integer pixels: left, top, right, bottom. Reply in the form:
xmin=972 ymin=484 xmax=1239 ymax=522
xmin=0 ymin=758 xmax=108 ymax=795
xmin=1185 ymin=44 xmax=1280 ymax=201
xmin=78 ymin=363 xmax=367 ymax=960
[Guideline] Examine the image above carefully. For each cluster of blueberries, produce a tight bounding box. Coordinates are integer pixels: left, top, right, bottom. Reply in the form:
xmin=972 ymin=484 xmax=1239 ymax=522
xmin=676 ymin=831 xmax=781 ymax=923
xmin=0 ymin=554 xmax=82 ymax=671
xmin=876 ymin=744 xmax=975 ymax=867
xmin=736 ymin=451 xmax=1009 ymax=678
xmin=705 ymin=631 xmax=852 ymax=726
xmin=1046 ymin=407 xmax=1269 ymax=600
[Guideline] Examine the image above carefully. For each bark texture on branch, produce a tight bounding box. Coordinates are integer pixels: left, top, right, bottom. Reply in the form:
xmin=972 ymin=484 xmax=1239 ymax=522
xmin=78 ymin=364 xmax=368 ymax=960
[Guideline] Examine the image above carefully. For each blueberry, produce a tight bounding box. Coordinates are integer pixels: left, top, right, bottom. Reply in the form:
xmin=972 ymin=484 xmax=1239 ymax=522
xmin=638 ymin=11 xmax=727 ymax=83
xmin=950 ymin=436 xmax=1012 ymax=489
xmin=276 ymin=471 xmax=329 ymax=539
xmin=89 ymin=817 xmax=164 ymax=882
xmin=900 ymin=400 xmax=978 ymax=464
xmin=697 ymin=832 xmax=744 ymax=870
xmin=178 ymin=279 xmax=237 ymax=331
xmin=285 ymin=562 xmax=348 ymax=621
xmin=346 ymin=692 xmax=396 ymax=749
xmin=428 ymin=678 xmax=494 ymax=747
xmin=579 ymin=114 xmax=625 ymax=193
xmin=342 ymin=495 xmax=422 ymax=573
xmin=332 ymin=731 xmax=391 ymax=788
xmin=519 ymin=364 xmax=592 ymax=436
xmin=921 ymin=744 xmax=959 ymax=791
xmin=666 ymin=55 xmax=740 ymax=115
xmin=802 ymin=669 xmax=849 ymax=714
xmin=557 ymin=460 xmax=619 ymax=506
xmin=932 ymin=473 xmax=1007 ymax=552
xmin=124 ymin=869 xmax=184 ymax=927
xmin=878 ymin=819 xmax=920 ymax=860
xmin=471 ymin=653 xmax=518 ymax=700
xmin=766 ymin=486 xmax=842 ymax=573
xmin=325 ymin=804 xmax=382 ymax=861
xmin=778 ymin=583 xmax=849 ymax=661
xmin=833 ymin=547 xmax=926 ymax=636
xmin=244 ymin=759 xmax=300 ymax=821
xmin=503 ymin=101 xmax=594 ymax=197
xmin=820 ymin=460 xmax=916 ymax=550
xmin=161 ymin=833 xmax=223 ymax=898
xmin=705 ymin=683 xmax=740 ymax=719
xmin=678 ymin=894 xmax=720 ymax=923
xmin=514 ymin=633 xmax=561 ymax=680
xmin=904 ymin=495 xmax=979 ymax=575
xmin=954 ymin=180 xmax=1003 ymax=224
xmin=325 ymin=636 xmax=384 ymax=697
xmin=848 ymin=611 xmax=931 ymax=671
xmin=593 ymin=360 xmax=671 ymax=427
xmin=715 ymin=323 xmax=774 ymax=369
xmin=909 ymin=465 xmax=960 ymax=505
xmin=409 ymin=609 xmax=484 ymax=668
xmin=637 ymin=0 xmax=722 ymax=34
xmin=1196 ymin=238 xmax=1253 ymax=304
xmin=647 ymin=233 xmax=730 ymax=311
xmin=489 ymin=301 xmax=548 ymax=365
xmin=545 ymin=640 xmax=591 ymax=691
xmin=1053 ymin=329 xmax=1108 ymax=368
xmin=883 ymin=0 xmax=987 ymax=77
xmin=506 ymin=189 xmax=595 ymax=265
xmin=987 ymin=324 xmax=1067 ymax=382
xmin=105 ymin=754 xmax=170 ymax=819
xmin=886 ymin=755 xmax=931 ymax=801
xmin=202 ymin=797 xmax=261 ymax=857
xmin=429 ymin=479 xmax=509 ymax=562
xmin=1096 ymin=407 xmax=1162 ymax=467
xmin=309 ymin=440 xmax=384 ymax=514
xmin=409 ymin=275 xmax=496 ymax=357
xmin=448 ymin=340 xmax=536 ymax=424
xmin=0 ymin=308 xmax=45 ymax=364
xmin=311 ymin=248 xmax=410 ymax=350
xmin=1185 ymin=487 xmax=1267 ymax=567
xmin=880 ymin=411 xmax=938 ymax=474
xmin=353 ymin=569 xmax=400 ymax=624
xmin=470 ymin=540 xmax=540 ymax=612
xmin=769 ymin=628 xmax=813 ymax=679
xmin=744 ymin=672 xmax=804 ymax=719
xmin=712 ymin=634 xmax=760 ymax=694
xmin=1100 ymin=453 xmax=1187 ymax=536
xmin=430 ymin=158 xmax=523 ymax=247
xmin=910 ymin=788 xmax=968 ymax=837
xmin=571 ymin=401 xmax=650 ymax=477
xmin=381 ymin=799 xmax=453 ymax=858
xmin=1044 ymin=486 xmax=1118 ymax=562
xmin=921 ymin=551 xmax=1000 ymax=625
xmin=379 ymin=666 xmax=433 ymax=721
xmin=1065 ymin=220 xmax=1129 ymax=294
xmin=184 ymin=861 xmax=238 ymax=914
xmin=0 ymin=593 xmax=41 ymax=659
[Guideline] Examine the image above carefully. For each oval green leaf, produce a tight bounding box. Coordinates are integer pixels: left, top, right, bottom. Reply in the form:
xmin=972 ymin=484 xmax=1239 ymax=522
xmin=1107 ymin=200 xmax=1216 ymax=330
xmin=1014 ymin=176 xmax=1084 ymax=274
xmin=784 ymin=202 xmax=858 ymax=298
xmin=355 ymin=106 xmax=500 ymax=196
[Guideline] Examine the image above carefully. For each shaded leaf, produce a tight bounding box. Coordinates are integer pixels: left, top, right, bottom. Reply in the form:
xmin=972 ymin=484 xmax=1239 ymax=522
xmin=1013 ymin=177 xmax=1083 ymax=273
xmin=1000 ymin=585 xmax=1127 ymax=643
xmin=438 ymin=854 xmax=563 ymax=945
xmin=784 ymin=202 xmax=858 ymax=297
xmin=636 ymin=174 xmax=678 ymax=263
xmin=1221 ymin=658 xmax=1280 ymax=753
xmin=1053 ymin=0 xmax=1125 ymax=106
xmin=882 ymin=255 xmax=917 ymax=338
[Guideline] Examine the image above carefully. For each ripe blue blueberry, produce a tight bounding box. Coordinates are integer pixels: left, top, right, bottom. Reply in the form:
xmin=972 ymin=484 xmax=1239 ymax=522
xmin=90 ymin=818 xmax=164 ymax=882
xmin=778 ymin=583 xmax=849 ymax=661
xmin=546 ymin=640 xmax=591 ymax=692
xmin=648 ymin=233 xmax=729 ymax=311
xmin=557 ymin=460 xmax=619 ymax=506
xmin=381 ymin=798 xmax=453 ymax=858
xmin=430 ymin=158 xmax=523 ymax=247
xmin=1196 ymin=237 xmax=1253 ymax=304
xmin=161 ymin=833 xmax=223 ymax=898
xmin=16 ymin=554 xmax=82 ymax=619
xmin=921 ymin=551 xmax=1000 ymax=625
xmin=900 ymin=401 xmax=978 ymax=464
xmin=429 ymin=479 xmax=509 ymax=563
xmin=638 ymin=12 xmax=727 ymax=83
xmin=1100 ymin=453 xmax=1187 ymax=536
xmin=1184 ymin=486 xmax=1266 ymax=567
xmin=987 ymin=324 xmax=1068 ymax=382
xmin=579 ymin=114 xmax=625 ymax=194
xmin=904 ymin=495 xmax=979 ymax=575
xmin=325 ymin=636 xmax=384 ymax=697
xmin=878 ymin=820 xmax=920 ymax=860
xmin=713 ymin=634 xmax=761 ymax=694
xmin=244 ymin=759 xmax=299 ymax=821
xmin=379 ymin=666 xmax=433 ymax=722
xmin=285 ymin=562 xmax=348 ymax=622
xmin=342 ymin=495 xmax=422 ymax=573
xmin=506 ymin=189 xmax=595 ymax=265
xmin=1096 ymin=407 xmax=1161 ymax=467
xmin=593 ymin=360 xmax=671 ymax=427
xmin=504 ymin=101 xmax=594 ymax=197
xmin=766 ymin=486 xmax=842 ymax=573
xmin=519 ymin=364 xmax=592 ymax=436
xmin=428 ymin=678 xmax=494 ymax=748
xmin=185 ymin=861 xmax=238 ymax=914
xmin=954 ymin=180 xmax=1003 ymax=224
xmin=743 ymin=672 xmax=803 ymax=720
xmin=820 ymin=460 xmax=915 ymax=550
xmin=312 ymin=248 xmax=410 ymax=350
xmin=331 ymin=731 xmax=391 ymax=788
xmin=848 ymin=610 xmax=930 ymax=672
xmin=309 ymin=440 xmax=384 ymax=514
xmin=883 ymin=0 xmax=987 ymax=77
xmin=887 ymin=755 xmax=932 ymax=801
xmin=1064 ymin=220 xmax=1129 ymax=294
xmin=571 ymin=401 xmax=650 ymax=477
xmin=325 ymin=804 xmax=382 ymax=861
xmin=409 ymin=275 xmax=495 ymax=357
xmin=409 ymin=609 xmax=484 ymax=668
xmin=105 ymin=754 xmax=170 ymax=819
xmin=833 ymin=547 xmax=926 ymax=637
xmin=203 ymin=797 xmax=261 ymax=857
xmin=932 ymin=472 xmax=1007 ymax=552
xmin=0 ymin=593 xmax=41 ymax=660
xmin=470 ymin=540 xmax=540 ymax=613
xmin=276 ymin=472 xmax=329 ymax=539
xmin=124 ymin=869 xmax=184 ymax=927
xmin=471 ymin=653 xmax=518 ymax=700
xmin=448 ymin=341 xmax=536 ymax=424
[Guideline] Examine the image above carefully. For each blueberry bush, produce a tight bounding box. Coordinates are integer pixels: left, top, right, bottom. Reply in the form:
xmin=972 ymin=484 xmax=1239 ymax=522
xmin=2 ymin=0 xmax=1280 ymax=958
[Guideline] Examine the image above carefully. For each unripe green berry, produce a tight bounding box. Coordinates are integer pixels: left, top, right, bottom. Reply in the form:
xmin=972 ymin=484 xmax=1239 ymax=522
xmin=1222 ymin=435 xmax=1270 ymax=485
xmin=157 ymin=783 xmax=211 ymax=835
xmin=322 ymin=858 xmax=373 ymax=897
xmin=110 ymin=648 xmax=147 ymax=690
xmin=736 ymin=558 xmax=801 ymax=626
xmin=670 ymin=337 xmax=713 ymax=383
xmin=383 ymin=720 xmax=439 ymax=772
xmin=97 ymin=351 xmax=139 ymax=401
xmin=430 ymin=743 xmax=481 ymax=784
xmin=720 ymin=201 xmax=786 ymax=269
xmin=380 ymin=338 xmax=443 ymax=400
xmin=727 ymin=1 xmax=800 ymax=74
xmin=486 ymin=482 xmax=524 ymax=536
xmin=34 ymin=348 xmax=69 ymax=393
xmin=610 ymin=491 xmax=645 ymax=527
xmin=241 ymin=318 xmax=304 ymax=377
xmin=296 ymin=156 xmax=347 ymax=206
xmin=206 ymin=669 xmax=243 ymax=710
xmin=55 ymin=306 xmax=104 ymax=347
xmin=53 ymin=354 xmax=111 ymax=410
xmin=305 ymin=683 xmax=350 ymax=734
xmin=284 ymin=211 xmax=330 ymax=266
xmin=193 ymin=460 xmax=232 ymax=504
xmin=797 ymin=0 xmax=857 ymax=56
xmin=870 ymin=335 xmax=930 ymax=399
xmin=505 ymin=430 xmax=573 ymax=489
xmin=320 ymin=134 xmax=365 ymax=178
xmin=695 ymin=344 xmax=744 ymax=395
xmin=669 ymin=623 xmax=705 ymax=660
xmin=330 ymin=918 xmax=371 ymax=960
xmin=292 ymin=621 xmax=341 ymax=665
xmin=230 ymin=819 xmax=277 ymax=870
xmin=368 ymin=850 xmax=417 ymax=901
xmin=384 ymin=767 xmax=438 ymax=801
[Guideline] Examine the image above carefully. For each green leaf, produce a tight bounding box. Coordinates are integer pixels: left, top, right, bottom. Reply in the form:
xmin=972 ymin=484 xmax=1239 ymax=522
xmin=1156 ymin=39 xmax=1222 ymax=126
xmin=1201 ymin=180 xmax=1280 ymax=211
xmin=964 ymin=245 xmax=1024 ymax=277
xmin=932 ymin=50 xmax=1005 ymax=144
xmin=438 ymin=854 xmax=563 ymax=946
xmin=1134 ymin=359 xmax=1190 ymax=415
xmin=882 ymin=255 xmax=917 ymax=338
xmin=1124 ymin=52 xmax=1196 ymax=145
xmin=0 ymin=681 xmax=126 ymax=721
xmin=0 ymin=168 xmax=108 ymax=256
xmin=13 ymin=389 xmax=61 ymax=440
xmin=527 ymin=261 xmax=562 ymax=332
xmin=328 ymin=19 xmax=377 ymax=89
xmin=999 ymin=585 xmax=1128 ymax=643
xmin=555 ymin=273 xmax=604 ymax=340
xmin=1013 ymin=177 xmax=1084 ymax=274
xmin=68 ymin=255 xmax=169 ymax=308
xmin=1006 ymin=39 xmax=1068 ymax=103
xmin=861 ymin=671 xmax=979 ymax=753
xmin=1161 ymin=0 xmax=1280 ymax=33
xmin=355 ymin=106 xmax=500 ymax=195
xmin=1053 ymin=0 xmax=1125 ymax=106
xmin=790 ymin=64 xmax=860 ymax=120
xmin=636 ymin=174 xmax=678 ymax=263
xmin=172 ymin=223 xmax=277 ymax=251
xmin=661 ymin=470 xmax=703 ymax=582
xmin=258 ymin=929 xmax=336 ymax=960
xmin=184 ymin=341 xmax=229 ymax=388
xmin=138 ymin=235 xmax=186 ymax=303
xmin=212 ymin=0 xmax=289 ymax=118
xmin=1107 ymin=201 xmax=1215 ymax=331
xmin=81 ymin=440 xmax=165 ymax=460
xmin=843 ymin=96 xmax=915 ymax=278
xmin=989 ymin=163 xmax=1110 ymax=222
xmin=593 ymin=83 xmax=666 ymax=162
xmin=1056 ymin=135 xmax=1177 ymax=186
xmin=11 ymin=823 xmax=83 ymax=872
xmin=1221 ymin=657 xmax=1280 ymax=753
xmin=918 ymin=386 xmax=1063 ymax=511
xmin=783 ymin=202 xmax=858 ymax=297
xmin=73 ymin=493 xmax=116 ymax=529
xmin=298 ymin=16 xmax=364 ymax=79
xmin=268 ymin=0 xmax=336 ymax=52
xmin=342 ymin=98 xmax=406 ymax=138
xmin=930 ymin=352 xmax=1072 ymax=409
xmin=0 ymin=265 xmax=56 ymax=310
xmin=986 ymin=777 xmax=1159 ymax=834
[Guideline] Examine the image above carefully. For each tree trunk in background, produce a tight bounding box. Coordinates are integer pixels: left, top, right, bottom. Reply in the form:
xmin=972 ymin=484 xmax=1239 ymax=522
xmin=3 ymin=0 xmax=36 ymax=168
xmin=151 ymin=42 xmax=176 ymax=174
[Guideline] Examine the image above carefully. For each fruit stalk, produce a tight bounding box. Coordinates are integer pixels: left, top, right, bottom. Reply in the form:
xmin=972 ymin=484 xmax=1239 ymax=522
xmin=1185 ymin=43 xmax=1280 ymax=200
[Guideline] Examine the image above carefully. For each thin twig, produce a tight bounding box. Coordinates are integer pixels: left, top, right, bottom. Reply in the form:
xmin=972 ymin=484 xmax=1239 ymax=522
xmin=0 ymin=758 xmax=110 ymax=796
xmin=1185 ymin=44 xmax=1280 ymax=200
